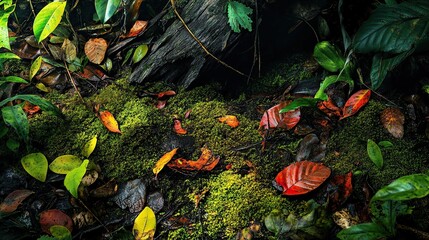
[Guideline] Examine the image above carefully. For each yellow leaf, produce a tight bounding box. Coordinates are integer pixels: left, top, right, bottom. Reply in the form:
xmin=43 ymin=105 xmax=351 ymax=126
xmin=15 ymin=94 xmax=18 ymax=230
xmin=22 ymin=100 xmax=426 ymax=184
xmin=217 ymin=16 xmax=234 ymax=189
xmin=133 ymin=206 xmax=156 ymax=240
xmin=82 ymin=135 xmax=97 ymax=158
xmin=153 ymin=148 xmax=178 ymax=177
xmin=218 ymin=115 xmax=240 ymax=128
xmin=98 ymin=110 xmax=121 ymax=134
xmin=36 ymin=82 xmax=49 ymax=92
xmin=29 ymin=56 xmax=42 ymax=80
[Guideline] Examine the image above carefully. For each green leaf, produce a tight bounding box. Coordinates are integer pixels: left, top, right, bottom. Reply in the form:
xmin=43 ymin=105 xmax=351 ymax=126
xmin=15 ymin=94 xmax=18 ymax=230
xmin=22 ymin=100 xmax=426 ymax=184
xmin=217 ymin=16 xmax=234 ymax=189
xmin=0 ymin=4 xmax=15 ymax=50
xmin=264 ymin=209 xmax=290 ymax=235
xmin=133 ymin=206 xmax=156 ymax=239
xmin=82 ymin=135 xmax=97 ymax=158
xmin=36 ymin=83 xmax=50 ymax=93
xmin=122 ymin=48 xmax=134 ymax=66
xmin=337 ymin=223 xmax=389 ymax=240
xmin=0 ymin=94 xmax=62 ymax=117
xmin=29 ymin=56 xmax=43 ymax=80
xmin=279 ymin=98 xmax=320 ymax=113
xmin=132 ymin=44 xmax=149 ymax=64
xmin=0 ymin=52 xmax=19 ymax=60
xmin=6 ymin=138 xmax=19 ymax=152
xmin=313 ymin=41 xmax=346 ymax=72
xmin=1 ymin=105 xmax=29 ymax=143
xmin=21 ymin=153 xmax=48 ymax=182
xmin=64 ymin=159 xmax=89 ymax=198
xmin=33 ymin=1 xmax=67 ymax=42
xmin=367 ymin=139 xmax=383 ymax=169
xmin=372 ymin=174 xmax=429 ymax=201
xmin=50 ymin=225 xmax=72 ymax=240
xmin=378 ymin=141 xmax=393 ymax=149
xmin=422 ymin=85 xmax=429 ymax=95
xmin=0 ymin=76 xmax=28 ymax=88
xmin=353 ymin=1 xmax=429 ymax=54
xmin=95 ymin=0 xmax=121 ymax=23
xmin=0 ymin=122 xmax=8 ymax=138
xmin=227 ymin=1 xmax=253 ymax=33
xmin=314 ymin=74 xmax=354 ymax=100
xmin=49 ymin=155 xmax=83 ymax=174
xmin=370 ymin=200 xmax=411 ymax=234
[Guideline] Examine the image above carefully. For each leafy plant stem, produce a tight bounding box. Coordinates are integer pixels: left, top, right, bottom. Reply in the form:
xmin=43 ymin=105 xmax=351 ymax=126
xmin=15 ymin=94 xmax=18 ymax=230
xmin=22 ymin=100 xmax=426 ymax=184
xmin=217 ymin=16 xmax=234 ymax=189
xmin=356 ymin=67 xmax=398 ymax=107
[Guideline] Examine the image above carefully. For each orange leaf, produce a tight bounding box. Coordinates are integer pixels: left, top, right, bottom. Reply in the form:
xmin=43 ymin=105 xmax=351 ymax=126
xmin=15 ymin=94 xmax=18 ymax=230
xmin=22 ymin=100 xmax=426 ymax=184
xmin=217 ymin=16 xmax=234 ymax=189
xmin=218 ymin=115 xmax=240 ymax=128
xmin=0 ymin=190 xmax=34 ymax=213
xmin=317 ymin=98 xmax=342 ymax=117
xmin=380 ymin=107 xmax=405 ymax=138
xmin=275 ymin=161 xmax=331 ymax=196
xmin=23 ymin=101 xmax=41 ymax=116
xmin=84 ymin=38 xmax=108 ymax=64
xmin=98 ymin=110 xmax=122 ymax=134
xmin=157 ymin=90 xmax=176 ymax=99
xmin=39 ymin=209 xmax=73 ymax=234
xmin=340 ymin=89 xmax=371 ymax=120
xmin=167 ymin=146 xmax=219 ymax=171
xmin=156 ymin=100 xmax=167 ymax=109
xmin=77 ymin=64 xmax=106 ymax=81
xmin=259 ymin=101 xmax=301 ymax=132
xmin=121 ymin=20 xmax=148 ymax=38
xmin=173 ymin=119 xmax=187 ymax=135
xmin=153 ymin=148 xmax=178 ymax=177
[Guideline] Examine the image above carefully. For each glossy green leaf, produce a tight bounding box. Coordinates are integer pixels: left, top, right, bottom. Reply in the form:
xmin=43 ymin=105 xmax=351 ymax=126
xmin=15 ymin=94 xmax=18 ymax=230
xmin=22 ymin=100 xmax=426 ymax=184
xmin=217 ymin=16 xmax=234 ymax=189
xmin=95 ymin=0 xmax=121 ymax=23
xmin=21 ymin=153 xmax=48 ymax=182
xmin=49 ymin=155 xmax=83 ymax=174
xmin=227 ymin=1 xmax=253 ymax=33
xmin=6 ymin=138 xmax=19 ymax=152
xmin=50 ymin=225 xmax=72 ymax=240
xmin=133 ymin=206 xmax=156 ymax=239
xmin=367 ymin=139 xmax=383 ymax=169
xmin=1 ymin=105 xmax=29 ymax=143
xmin=122 ymin=48 xmax=134 ymax=66
xmin=337 ymin=223 xmax=389 ymax=240
xmin=372 ymin=174 xmax=429 ymax=201
xmin=82 ymin=135 xmax=97 ymax=158
xmin=279 ymin=98 xmax=320 ymax=113
xmin=0 ymin=4 xmax=15 ymax=50
xmin=378 ymin=141 xmax=393 ymax=149
xmin=64 ymin=159 xmax=89 ymax=198
xmin=33 ymin=1 xmax=67 ymax=42
xmin=422 ymin=85 xmax=429 ymax=95
xmin=0 ymin=52 xmax=19 ymax=60
xmin=314 ymin=74 xmax=354 ymax=100
xmin=313 ymin=41 xmax=345 ymax=72
xmin=132 ymin=44 xmax=149 ymax=64
xmin=0 ymin=76 xmax=28 ymax=88
xmin=0 ymin=94 xmax=62 ymax=116
xmin=29 ymin=56 xmax=43 ymax=80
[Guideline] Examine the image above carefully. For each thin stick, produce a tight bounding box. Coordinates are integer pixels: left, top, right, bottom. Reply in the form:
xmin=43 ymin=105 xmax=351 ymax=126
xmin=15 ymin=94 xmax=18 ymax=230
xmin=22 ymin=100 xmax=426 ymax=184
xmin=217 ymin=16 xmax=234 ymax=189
xmin=247 ymin=0 xmax=260 ymax=83
xmin=169 ymin=0 xmax=250 ymax=79
xmin=64 ymin=60 xmax=85 ymax=104
xmin=356 ymin=68 xmax=399 ymax=107
xmin=77 ymin=199 xmax=109 ymax=232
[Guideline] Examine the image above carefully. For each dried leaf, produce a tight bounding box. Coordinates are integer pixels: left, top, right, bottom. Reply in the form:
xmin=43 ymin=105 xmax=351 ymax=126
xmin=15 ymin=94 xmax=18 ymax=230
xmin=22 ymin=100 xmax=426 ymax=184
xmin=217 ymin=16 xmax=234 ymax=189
xmin=98 ymin=110 xmax=121 ymax=134
xmin=23 ymin=101 xmax=41 ymax=115
xmin=259 ymin=101 xmax=301 ymax=133
xmin=380 ymin=107 xmax=404 ymax=138
xmin=173 ymin=119 xmax=187 ymax=135
xmin=84 ymin=38 xmax=108 ymax=64
xmin=0 ymin=190 xmax=34 ymax=213
xmin=82 ymin=135 xmax=97 ymax=158
xmin=153 ymin=148 xmax=178 ymax=177
xmin=317 ymin=98 xmax=342 ymax=117
xmin=113 ymin=179 xmax=146 ymax=213
xmin=340 ymin=89 xmax=371 ymax=120
xmin=333 ymin=209 xmax=359 ymax=229
xmin=77 ymin=65 xmax=106 ymax=81
xmin=218 ymin=115 xmax=240 ymax=128
xmin=121 ymin=20 xmax=148 ymax=38
xmin=89 ymin=179 xmax=118 ymax=198
xmin=39 ymin=209 xmax=73 ymax=234
xmin=167 ymin=146 xmax=219 ymax=171
xmin=274 ymin=161 xmax=331 ymax=196
xmin=328 ymin=172 xmax=353 ymax=211
xmin=49 ymin=155 xmax=82 ymax=174
xmin=156 ymin=100 xmax=167 ymax=109
xmin=133 ymin=206 xmax=156 ymax=240
xmin=61 ymin=38 xmax=77 ymax=63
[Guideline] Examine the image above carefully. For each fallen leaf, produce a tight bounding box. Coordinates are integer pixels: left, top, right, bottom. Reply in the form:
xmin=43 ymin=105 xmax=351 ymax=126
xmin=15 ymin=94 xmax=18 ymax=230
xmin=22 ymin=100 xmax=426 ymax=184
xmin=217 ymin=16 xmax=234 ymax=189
xmin=82 ymin=135 xmax=97 ymax=158
xmin=98 ymin=110 xmax=122 ymax=134
xmin=113 ymin=179 xmax=146 ymax=213
xmin=156 ymin=100 xmax=167 ymax=109
xmin=332 ymin=209 xmax=359 ymax=229
xmin=155 ymin=90 xmax=176 ymax=109
xmin=157 ymin=90 xmax=176 ymax=99
xmin=61 ymin=38 xmax=77 ymax=63
xmin=36 ymin=82 xmax=50 ymax=92
xmin=327 ymin=172 xmax=353 ymax=211
xmin=367 ymin=139 xmax=383 ymax=169
xmin=23 ymin=101 xmax=41 ymax=115
xmin=81 ymin=169 xmax=98 ymax=186
xmin=132 ymin=44 xmax=149 ymax=64
xmin=274 ymin=161 xmax=331 ymax=196
xmin=168 ymin=146 xmax=220 ymax=172
xmin=29 ymin=56 xmax=43 ymax=80
xmin=0 ymin=189 xmax=34 ymax=213
xmin=39 ymin=209 xmax=73 ymax=234
xmin=317 ymin=98 xmax=342 ymax=117
xmin=380 ymin=107 xmax=405 ymax=138
xmin=64 ymin=160 xmax=89 ymax=198
xmin=259 ymin=101 xmax=301 ymax=133
xmin=153 ymin=148 xmax=178 ymax=177
xmin=21 ymin=153 xmax=48 ymax=182
xmin=89 ymin=179 xmax=118 ymax=198
xmin=173 ymin=119 xmax=187 ymax=135
xmin=50 ymin=225 xmax=72 ymax=240
xmin=76 ymin=64 xmax=106 ymax=81
xmin=49 ymin=155 xmax=83 ymax=174
xmin=133 ymin=206 xmax=156 ymax=240
xmin=340 ymin=89 xmax=371 ymax=120
xmin=184 ymin=109 xmax=192 ymax=119
xmin=84 ymin=38 xmax=108 ymax=64
xmin=121 ymin=20 xmax=148 ymax=38
xmin=73 ymin=211 xmax=96 ymax=229
xmin=218 ymin=115 xmax=240 ymax=128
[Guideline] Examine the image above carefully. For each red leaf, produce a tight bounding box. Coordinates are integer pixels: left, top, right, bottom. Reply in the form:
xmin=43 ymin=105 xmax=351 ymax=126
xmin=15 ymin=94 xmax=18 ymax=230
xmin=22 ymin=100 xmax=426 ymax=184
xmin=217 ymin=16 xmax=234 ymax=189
xmin=317 ymin=98 xmax=342 ymax=117
xmin=275 ymin=161 xmax=331 ymax=196
xmin=156 ymin=100 xmax=167 ymax=109
xmin=380 ymin=107 xmax=405 ymax=138
xmin=173 ymin=119 xmax=187 ymax=135
xmin=259 ymin=101 xmax=301 ymax=133
xmin=167 ymin=146 xmax=219 ymax=171
xmin=0 ymin=190 xmax=34 ymax=213
xmin=76 ymin=65 xmax=106 ymax=81
xmin=340 ymin=90 xmax=371 ymax=120
xmin=184 ymin=109 xmax=192 ymax=119
xmin=328 ymin=172 xmax=353 ymax=211
xmin=39 ymin=209 xmax=73 ymax=234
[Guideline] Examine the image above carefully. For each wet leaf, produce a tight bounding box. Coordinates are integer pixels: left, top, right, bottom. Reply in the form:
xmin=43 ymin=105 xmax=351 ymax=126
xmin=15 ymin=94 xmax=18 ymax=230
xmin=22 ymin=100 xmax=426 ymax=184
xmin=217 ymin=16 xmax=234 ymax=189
xmin=259 ymin=102 xmax=301 ymax=132
xmin=98 ymin=110 xmax=121 ymax=134
xmin=61 ymin=38 xmax=77 ymax=63
xmin=49 ymin=155 xmax=82 ymax=174
xmin=153 ymin=148 xmax=178 ymax=177
xmin=372 ymin=174 xmax=429 ymax=201
xmin=0 ymin=189 xmax=34 ymax=213
xmin=380 ymin=107 xmax=404 ymax=138
xmin=33 ymin=1 xmax=66 ymax=42
xmin=113 ymin=179 xmax=146 ymax=213
xmin=122 ymin=20 xmax=148 ymax=38
xmin=82 ymin=135 xmax=97 ymax=158
xmin=133 ymin=206 xmax=156 ymax=240
xmin=173 ymin=119 xmax=187 ymax=135
xmin=275 ymin=160 xmax=331 ymax=196
xmin=132 ymin=44 xmax=149 ymax=64
xmin=64 ymin=160 xmax=89 ymax=198
xmin=89 ymin=179 xmax=118 ymax=198
xmin=367 ymin=139 xmax=383 ymax=169
xmin=39 ymin=209 xmax=73 ymax=234
xmin=36 ymin=82 xmax=50 ymax=92
xmin=168 ymin=146 xmax=220 ymax=171
xmin=21 ymin=153 xmax=48 ymax=182
xmin=295 ymin=133 xmax=326 ymax=162
xmin=340 ymin=89 xmax=371 ymax=120
xmin=29 ymin=56 xmax=42 ymax=80
xmin=95 ymin=0 xmax=121 ymax=23
xmin=84 ymin=38 xmax=108 ymax=64
xmin=218 ymin=115 xmax=240 ymax=128
xmin=50 ymin=225 xmax=72 ymax=240
xmin=337 ymin=223 xmax=388 ymax=240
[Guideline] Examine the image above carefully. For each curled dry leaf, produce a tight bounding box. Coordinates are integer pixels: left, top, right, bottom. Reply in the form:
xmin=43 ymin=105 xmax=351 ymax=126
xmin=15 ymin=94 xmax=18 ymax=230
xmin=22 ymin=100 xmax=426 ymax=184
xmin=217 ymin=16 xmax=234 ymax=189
xmin=153 ymin=148 xmax=178 ymax=177
xmin=218 ymin=115 xmax=240 ymax=128
xmin=73 ymin=211 xmax=96 ymax=229
xmin=121 ymin=20 xmax=148 ymax=38
xmin=259 ymin=101 xmax=301 ymax=133
xmin=39 ymin=209 xmax=73 ymax=234
xmin=380 ymin=107 xmax=405 ymax=138
xmin=173 ymin=119 xmax=187 ymax=135
xmin=274 ymin=160 xmax=331 ymax=196
xmin=168 ymin=146 xmax=220 ymax=172
xmin=0 ymin=189 xmax=34 ymax=213
xmin=156 ymin=90 xmax=176 ymax=109
xmin=23 ymin=101 xmax=41 ymax=116
xmin=84 ymin=38 xmax=108 ymax=64
xmin=333 ymin=209 xmax=359 ymax=229
xmin=340 ymin=89 xmax=371 ymax=120
xmin=113 ymin=179 xmax=146 ymax=213
xmin=77 ymin=65 xmax=106 ymax=81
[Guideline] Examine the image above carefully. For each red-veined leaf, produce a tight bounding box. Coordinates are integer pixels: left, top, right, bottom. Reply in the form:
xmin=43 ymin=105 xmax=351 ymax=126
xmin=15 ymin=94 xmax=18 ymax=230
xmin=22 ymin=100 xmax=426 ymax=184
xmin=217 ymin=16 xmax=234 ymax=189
xmin=275 ymin=160 xmax=331 ymax=196
xmin=380 ymin=107 xmax=405 ymax=138
xmin=340 ymin=90 xmax=371 ymax=120
xmin=218 ymin=115 xmax=240 ymax=128
xmin=259 ymin=101 xmax=301 ymax=133
xmin=39 ymin=209 xmax=73 ymax=234
xmin=98 ymin=110 xmax=121 ymax=134
xmin=173 ymin=119 xmax=187 ymax=135
xmin=0 ymin=190 xmax=34 ymax=213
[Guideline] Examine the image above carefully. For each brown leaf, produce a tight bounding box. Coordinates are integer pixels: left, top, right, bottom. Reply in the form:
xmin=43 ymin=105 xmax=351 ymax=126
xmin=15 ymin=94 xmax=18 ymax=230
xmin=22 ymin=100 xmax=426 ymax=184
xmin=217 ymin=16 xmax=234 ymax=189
xmin=317 ymin=98 xmax=342 ymax=117
xmin=328 ymin=172 xmax=353 ymax=211
xmin=97 ymin=110 xmax=122 ymax=134
xmin=89 ymin=179 xmax=118 ymax=198
xmin=340 ymin=89 xmax=371 ymax=120
xmin=39 ymin=209 xmax=73 ymax=234
xmin=76 ymin=64 xmax=106 ymax=81
xmin=218 ymin=115 xmax=240 ymax=128
xmin=380 ymin=107 xmax=405 ymax=138
xmin=167 ymin=146 xmax=219 ymax=171
xmin=173 ymin=119 xmax=187 ymax=135
xmin=0 ymin=190 xmax=34 ymax=213
xmin=84 ymin=38 xmax=108 ymax=64
xmin=61 ymin=38 xmax=77 ymax=63
xmin=23 ymin=101 xmax=41 ymax=116
xmin=121 ymin=20 xmax=148 ymax=38
xmin=153 ymin=148 xmax=178 ymax=177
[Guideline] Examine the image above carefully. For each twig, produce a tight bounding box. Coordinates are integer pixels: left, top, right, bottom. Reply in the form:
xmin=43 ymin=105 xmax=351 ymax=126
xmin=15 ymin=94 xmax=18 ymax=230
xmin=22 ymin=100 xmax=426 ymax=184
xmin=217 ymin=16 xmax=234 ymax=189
xmin=77 ymin=198 xmax=109 ymax=232
xmin=397 ymin=224 xmax=429 ymax=239
xmin=169 ymin=0 xmax=250 ymax=79
xmin=298 ymin=17 xmax=319 ymax=43
xmin=356 ymin=68 xmax=399 ymax=107
xmin=247 ymin=0 xmax=260 ymax=83
xmin=63 ymin=60 xmax=85 ymax=104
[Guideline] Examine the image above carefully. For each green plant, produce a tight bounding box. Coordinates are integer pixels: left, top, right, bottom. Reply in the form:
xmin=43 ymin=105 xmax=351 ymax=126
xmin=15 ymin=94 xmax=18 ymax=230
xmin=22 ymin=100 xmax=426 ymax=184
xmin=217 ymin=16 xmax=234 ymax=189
xmin=227 ymin=0 xmax=253 ymax=33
